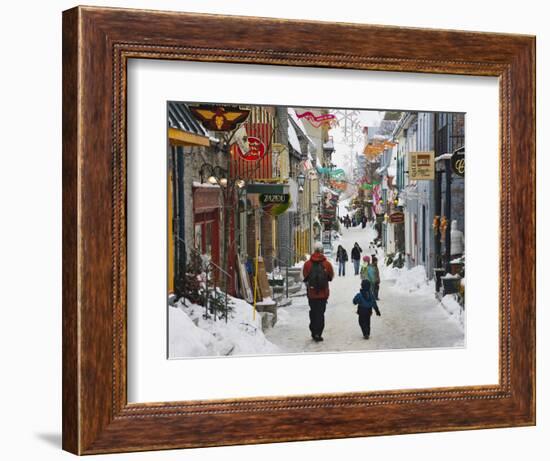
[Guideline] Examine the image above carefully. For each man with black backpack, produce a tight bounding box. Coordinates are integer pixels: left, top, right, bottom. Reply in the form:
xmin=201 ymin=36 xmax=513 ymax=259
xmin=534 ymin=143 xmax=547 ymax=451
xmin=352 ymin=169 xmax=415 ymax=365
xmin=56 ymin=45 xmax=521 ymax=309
xmin=302 ymin=242 xmax=335 ymax=342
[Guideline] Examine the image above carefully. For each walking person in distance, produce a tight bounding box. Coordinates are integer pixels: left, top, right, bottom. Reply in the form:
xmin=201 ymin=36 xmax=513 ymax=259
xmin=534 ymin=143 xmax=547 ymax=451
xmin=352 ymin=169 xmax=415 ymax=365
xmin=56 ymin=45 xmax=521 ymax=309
xmin=336 ymin=244 xmax=348 ymax=276
xmin=302 ymin=242 xmax=335 ymax=342
xmin=351 ymin=242 xmax=363 ymax=275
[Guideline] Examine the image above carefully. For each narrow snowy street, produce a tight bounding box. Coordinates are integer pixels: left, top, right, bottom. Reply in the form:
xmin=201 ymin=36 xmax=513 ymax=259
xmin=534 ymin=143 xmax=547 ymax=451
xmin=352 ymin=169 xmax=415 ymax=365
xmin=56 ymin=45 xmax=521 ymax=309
xmin=265 ymin=225 xmax=464 ymax=353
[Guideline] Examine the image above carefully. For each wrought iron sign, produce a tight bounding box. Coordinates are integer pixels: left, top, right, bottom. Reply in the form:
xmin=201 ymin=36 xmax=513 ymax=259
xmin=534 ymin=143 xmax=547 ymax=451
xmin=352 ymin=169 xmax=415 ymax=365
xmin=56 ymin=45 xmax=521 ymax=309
xmin=189 ymin=105 xmax=250 ymax=131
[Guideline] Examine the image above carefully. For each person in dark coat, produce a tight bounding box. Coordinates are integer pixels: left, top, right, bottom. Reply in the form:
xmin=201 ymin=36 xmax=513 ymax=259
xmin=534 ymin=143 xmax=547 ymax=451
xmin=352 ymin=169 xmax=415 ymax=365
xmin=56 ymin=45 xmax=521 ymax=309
xmin=302 ymin=242 xmax=335 ymax=342
xmin=352 ymin=279 xmax=381 ymax=339
xmin=350 ymin=242 xmax=363 ymax=275
xmin=346 ymin=215 xmax=351 ymax=228
xmin=336 ymin=245 xmax=348 ymax=276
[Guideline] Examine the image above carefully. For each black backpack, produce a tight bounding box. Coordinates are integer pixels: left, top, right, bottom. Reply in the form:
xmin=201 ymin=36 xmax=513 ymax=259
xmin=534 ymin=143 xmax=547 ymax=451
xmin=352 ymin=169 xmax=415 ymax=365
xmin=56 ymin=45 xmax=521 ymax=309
xmin=306 ymin=261 xmax=329 ymax=292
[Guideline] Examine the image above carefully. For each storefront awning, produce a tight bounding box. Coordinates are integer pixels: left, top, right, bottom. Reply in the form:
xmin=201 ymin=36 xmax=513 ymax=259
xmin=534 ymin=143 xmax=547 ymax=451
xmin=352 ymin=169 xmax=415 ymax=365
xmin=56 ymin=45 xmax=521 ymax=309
xmin=168 ymin=102 xmax=212 ymax=147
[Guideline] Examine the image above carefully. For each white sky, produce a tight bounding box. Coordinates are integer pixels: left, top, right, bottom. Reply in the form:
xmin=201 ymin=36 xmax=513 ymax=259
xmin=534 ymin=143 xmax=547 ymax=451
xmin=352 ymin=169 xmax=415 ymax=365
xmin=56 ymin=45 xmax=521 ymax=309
xmin=330 ymin=110 xmax=384 ymax=171
xmin=328 ymin=110 xmax=384 ymax=200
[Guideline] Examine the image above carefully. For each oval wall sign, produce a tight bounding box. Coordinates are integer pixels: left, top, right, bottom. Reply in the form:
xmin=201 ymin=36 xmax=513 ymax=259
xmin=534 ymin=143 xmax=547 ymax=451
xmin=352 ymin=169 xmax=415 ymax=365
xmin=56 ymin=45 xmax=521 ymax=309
xmin=451 ymin=149 xmax=465 ymax=177
xmin=235 ymin=136 xmax=266 ymax=161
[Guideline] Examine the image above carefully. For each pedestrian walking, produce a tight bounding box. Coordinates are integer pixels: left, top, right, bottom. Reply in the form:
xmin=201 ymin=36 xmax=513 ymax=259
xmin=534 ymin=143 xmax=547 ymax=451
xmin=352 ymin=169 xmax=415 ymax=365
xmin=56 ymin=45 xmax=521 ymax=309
xmin=335 ymin=244 xmax=348 ymax=276
xmin=351 ymin=242 xmax=363 ymax=275
xmin=359 ymin=255 xmax=370 ymax=280
xmin=370 ymin=255 xmax=381 ymax=300
xmin=352 ymin=279 xmax=381 ymax=339
xmin=302 ymin=242 xmax=335 ymax=342
xmin=361 ymin=215 xmax=367 ymax=228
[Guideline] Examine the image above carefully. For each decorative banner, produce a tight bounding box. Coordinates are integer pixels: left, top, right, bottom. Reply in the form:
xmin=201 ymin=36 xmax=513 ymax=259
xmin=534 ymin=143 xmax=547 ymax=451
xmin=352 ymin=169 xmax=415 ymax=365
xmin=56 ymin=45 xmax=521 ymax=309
xmin=409 ymin=151 xmax=435 ymax=180
xmin=316 ymin=165 xmax=346 ymax=178
xmin=296 ymin=111 xmax=337 ymax=128
xmin=189 ymin=105 xmax=250 ymax=131
xmin=389 ymin=212 xmax=405 ymax=224
xmin=329 ymin=180 xmax=347 ymax=191
xmin=363 ymin=144 xmax=386 ymax=158
xmin=451 ymin=149 xmax=465 ymax=177
xmin=234 ymin=136 xmax=266 ymax=161
xmin=372 ymin=184 xmax=383 ymax=214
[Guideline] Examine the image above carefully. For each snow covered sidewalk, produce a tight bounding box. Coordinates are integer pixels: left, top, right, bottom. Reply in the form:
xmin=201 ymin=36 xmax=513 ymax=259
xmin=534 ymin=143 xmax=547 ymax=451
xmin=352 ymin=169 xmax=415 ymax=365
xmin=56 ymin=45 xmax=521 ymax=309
xmin=169 ymin=225 xmax=464 ymax=358
xmin=265 ymin=225 xmax=464 ymax=353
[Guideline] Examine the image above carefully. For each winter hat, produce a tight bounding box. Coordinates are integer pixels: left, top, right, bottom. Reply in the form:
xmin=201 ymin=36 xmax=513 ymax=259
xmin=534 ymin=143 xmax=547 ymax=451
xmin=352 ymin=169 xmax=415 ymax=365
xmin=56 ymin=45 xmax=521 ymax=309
xmin=363 ymin=255 xmax=370 ymax=263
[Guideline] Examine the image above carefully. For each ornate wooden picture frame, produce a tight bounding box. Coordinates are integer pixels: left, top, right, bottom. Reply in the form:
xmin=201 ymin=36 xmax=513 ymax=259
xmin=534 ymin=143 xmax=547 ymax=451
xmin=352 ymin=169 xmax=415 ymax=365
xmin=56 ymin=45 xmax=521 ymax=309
xmin=62 ymin=6 xmax=535 ymax=455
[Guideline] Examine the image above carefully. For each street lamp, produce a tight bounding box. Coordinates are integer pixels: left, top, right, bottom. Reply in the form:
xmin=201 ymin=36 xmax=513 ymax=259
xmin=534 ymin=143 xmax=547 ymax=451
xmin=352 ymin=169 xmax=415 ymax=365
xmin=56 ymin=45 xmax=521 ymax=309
xmin=297 ymin=172 xmax=306 ymax=188
xmin=213 ymin=165 xmax=227 ymax=186
xmin=199 ymin=163 xmax=214 ymax=184
xmin=297 ymin=172 xmax=305 ymax=193
xmin=201 ymin=164 xmax=228 ymax=186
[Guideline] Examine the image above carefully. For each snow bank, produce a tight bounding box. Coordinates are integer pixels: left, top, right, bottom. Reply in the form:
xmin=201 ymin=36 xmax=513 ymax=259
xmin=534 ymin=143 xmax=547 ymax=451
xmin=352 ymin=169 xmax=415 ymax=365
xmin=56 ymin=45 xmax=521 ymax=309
xmin=440 ymin=294 xmax=465 ymax=327
xmin=169 ymin=295 xmax=280 ymax=358
xmin=391 ymin=265 xmax=434 ymax=295
xmin=381 ymin=264 xmax=402 ymax=281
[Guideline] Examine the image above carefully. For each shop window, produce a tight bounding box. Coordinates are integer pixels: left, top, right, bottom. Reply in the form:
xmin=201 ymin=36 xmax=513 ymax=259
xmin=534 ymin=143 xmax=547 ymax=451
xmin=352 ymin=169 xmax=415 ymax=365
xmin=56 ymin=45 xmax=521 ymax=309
xmin=194 ymin=224 xmax=202 ymax=252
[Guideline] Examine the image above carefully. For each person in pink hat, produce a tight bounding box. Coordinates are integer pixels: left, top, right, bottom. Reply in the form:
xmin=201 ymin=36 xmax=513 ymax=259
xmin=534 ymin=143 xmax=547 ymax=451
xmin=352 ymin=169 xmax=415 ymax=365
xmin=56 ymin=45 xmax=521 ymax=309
xmin=359 ymin=255 xmax=370 ymax=281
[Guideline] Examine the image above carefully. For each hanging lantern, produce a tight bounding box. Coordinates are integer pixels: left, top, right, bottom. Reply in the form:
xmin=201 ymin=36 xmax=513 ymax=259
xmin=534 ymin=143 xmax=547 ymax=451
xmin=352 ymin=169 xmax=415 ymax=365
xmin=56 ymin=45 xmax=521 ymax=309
xmin=297 ymin=172 xmax=306 ymax=188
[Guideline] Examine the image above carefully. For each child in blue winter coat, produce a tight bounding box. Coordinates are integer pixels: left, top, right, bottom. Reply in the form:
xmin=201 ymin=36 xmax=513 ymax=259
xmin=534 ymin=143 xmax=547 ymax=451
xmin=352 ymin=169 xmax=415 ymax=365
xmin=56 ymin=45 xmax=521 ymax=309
xmin=352 ymin=279 xmax=381 ymax=339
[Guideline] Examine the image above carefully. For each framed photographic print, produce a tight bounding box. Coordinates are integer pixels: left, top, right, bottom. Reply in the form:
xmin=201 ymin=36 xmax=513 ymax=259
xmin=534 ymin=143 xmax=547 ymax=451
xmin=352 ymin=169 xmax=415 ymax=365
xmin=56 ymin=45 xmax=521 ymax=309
xmin=62 ymin=5 xmax=535 ymax=455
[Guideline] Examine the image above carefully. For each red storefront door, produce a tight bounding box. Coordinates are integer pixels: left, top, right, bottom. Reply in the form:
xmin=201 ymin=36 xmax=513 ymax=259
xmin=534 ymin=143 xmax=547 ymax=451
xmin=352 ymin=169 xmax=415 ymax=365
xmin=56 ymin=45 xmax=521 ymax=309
xmin=194 ymin=210 xmax=220 ymax=269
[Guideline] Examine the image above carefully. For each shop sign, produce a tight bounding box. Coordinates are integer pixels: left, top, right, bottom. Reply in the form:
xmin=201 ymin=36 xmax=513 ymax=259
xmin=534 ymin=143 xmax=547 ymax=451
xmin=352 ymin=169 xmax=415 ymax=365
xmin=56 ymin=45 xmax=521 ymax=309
xmin=246 ymin=183 xmax=288 ymax=195
xmin=262 ymin=200 xmax=291 ymax=217
xmin=234 ymin=136 xmax=266 ymax=161
xmin=451 ymin=149 xmax=465 ymax=177
xmin=389 ymin=211 xmax=405 ymax=224
xmin=409 ymin=151 xmax=435 ymax=180
xmin=189 ymin=105 xmax=250 ymax=131
xmin=260 ymin=193 xmax=290 ymax=205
